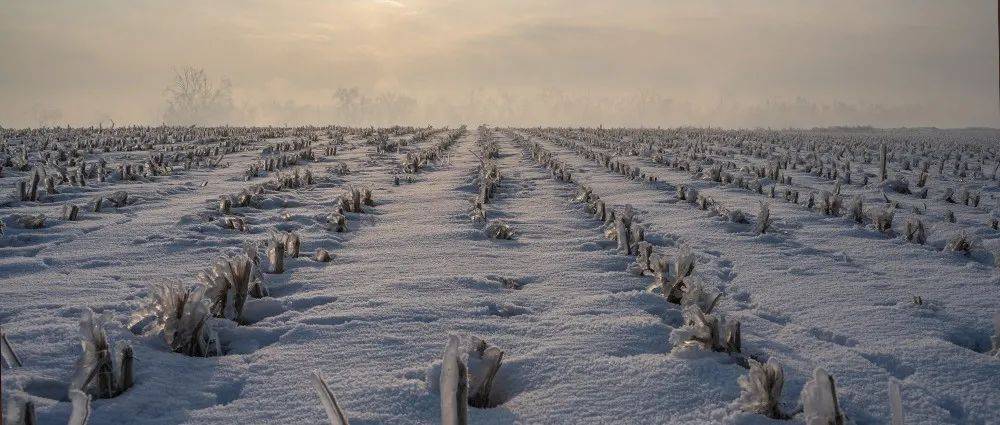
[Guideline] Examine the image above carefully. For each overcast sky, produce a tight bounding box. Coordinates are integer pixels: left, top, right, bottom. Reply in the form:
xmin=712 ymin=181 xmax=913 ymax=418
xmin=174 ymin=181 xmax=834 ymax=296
xmin=0 ymin=0 xmax=996 ymax=127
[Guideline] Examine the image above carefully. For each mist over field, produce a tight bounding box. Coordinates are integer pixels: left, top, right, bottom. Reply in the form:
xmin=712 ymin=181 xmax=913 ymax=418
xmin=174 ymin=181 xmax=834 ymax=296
xmin=1 ymin=0 xmax=997 ymax=128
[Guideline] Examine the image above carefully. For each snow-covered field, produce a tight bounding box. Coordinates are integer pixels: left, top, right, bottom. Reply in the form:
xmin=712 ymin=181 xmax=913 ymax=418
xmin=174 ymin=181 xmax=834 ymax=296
xmin=1 ymin=125 xmax=998 ymax=424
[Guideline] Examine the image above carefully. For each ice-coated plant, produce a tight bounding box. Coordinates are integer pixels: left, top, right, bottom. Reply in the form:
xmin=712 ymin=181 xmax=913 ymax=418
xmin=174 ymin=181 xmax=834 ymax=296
xmin=71 ymin=308 xmax=134 ymax=399
xmin=870 ymin=206 xmax=894 ymax=235
xmin=469 ymin=199 xmax=486 ymax=222
xmin=801 ymin=368 xmax=844 ymax=425
xmin=1 ymin=326 xmax=23 ymax=368
xmin=268 ymin=239 xmax=285 ymax=273
xmin=440 ymin=335 xmax=469 ymax=425
xmin=327 ymin=212 xmax=347 ymax=232
xmin=904 ymin=218 xmax=926 ymax=244
xmin=129 ymin=283 xmax=221 ymax=357
xmin=680 ymin=276 xmax=722 ymax=314
xmin=990 ymin=312 xmax=999 ymax=358
xmin=754 ymin=202 xmax=772 ymax=234
xmin=6 ymin=400 xmax=37 ymax=425
xmin=198 ymin=253 xmax=266 ymax=322
xmin=889 ymin=379 xmax=904 ymax=425
xmin=312 ymin=372 xmax=350 ymax=425
xmin=62 ymin=204 xmax=80 ymax=221
xmin=313 ymin=248 xmax=332 ymax=262
xmin=222 ymin=216 xmax=248 ymax=232
xmin=485 ymin=220 xmax=514 ymax=240
xmin=68 ymin=389 xmax=92 ymax=425
xmin=820 ymin=191 xmax=841 ymax=216
xmin=666 ymin=247 xmax=696 ymax=304
xmin=285 ymin=232 xmax=301 ymax=258
xmin=467 ymin=336 xmax=505 ymax=408
xmin=737 ymin=358 xmax=786 ymax=419
xmin=945 ymin=209 xmax=956 ymax=223
xmin=848 ymin=196 xmax=864 ymax=224
xmin=671 ymin=304 xmax=741 ymax=354
xmin=14 ymin=213 xmax=45 ymax=229
xmin=944 ymin=232 xmax=973 ymax=255
xmin=106 ymin=191 xmax=129 ymax=208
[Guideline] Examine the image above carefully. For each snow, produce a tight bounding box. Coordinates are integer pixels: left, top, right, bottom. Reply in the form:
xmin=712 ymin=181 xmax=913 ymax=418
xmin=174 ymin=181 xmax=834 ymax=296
xmin=1 ymin=126 xmax=999 ymax=424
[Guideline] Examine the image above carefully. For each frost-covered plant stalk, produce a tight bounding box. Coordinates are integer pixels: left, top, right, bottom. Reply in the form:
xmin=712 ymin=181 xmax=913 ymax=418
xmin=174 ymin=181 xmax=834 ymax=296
xmin=671 ymin=305 xmax=741 ymax=354
xmin=467 ymin=336 xmax=505 ymax=408
xmin=285 ymin=232 xmax=301 ymax=258
xmin=72 ymin=308 xmax=133 ymax=399
xmin=889 ymin=379 xmax=904 ymax=425
xmin=754 ymin=202 xmax=772 ymax=234
xmin=990 ymin=312 xmax=1000 ymax=358
xmin=68 ymin=389 xmax=92 ymax=425
xmin=848 ymin=196 xmax=864 ymax=224
xmin=666 ymin=247 xmax=696 ymax=304
xmin=198 ymin=253 xmax=266 ymax=322
xmin=440 ymin=335 xmax=469 ymax=425
xmin=801 ymin=368 xmax=844 ymax=425
xmin=944 ymin=233 xmax=973 ymax=255
xmin=871 ymin=206 xmax=894 ymax=235
xmin=268 ymin=239 xmax=285 ymax=273
xmin=485 ymin=220 xmax=514 ymax=240
xmin=0 ymin=326 xmax=23 ymax=368
xmin=306 ymin=247 xmax=328 ymax=263
xmin=129 ymin=283 xmax=220 ymax=357
xmin=63 ymin=204 xmax=80 ymax=221
xmin=312 ymin=372 xmax=350 ymax=425
xmin=904 ymin=218 xmax=926 ymax=244
xmin=738 ymin=358 xmax=785 ymax=419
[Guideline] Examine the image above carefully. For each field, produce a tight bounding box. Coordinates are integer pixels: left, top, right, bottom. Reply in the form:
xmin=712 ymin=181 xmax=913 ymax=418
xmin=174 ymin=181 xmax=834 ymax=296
xmin=1 ymin=125 xmax=998 ymax=424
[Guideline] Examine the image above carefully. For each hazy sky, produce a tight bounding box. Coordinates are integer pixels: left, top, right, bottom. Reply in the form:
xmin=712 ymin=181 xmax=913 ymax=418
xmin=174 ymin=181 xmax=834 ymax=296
xmin=1 ymin=0 xmax=997 ymax=127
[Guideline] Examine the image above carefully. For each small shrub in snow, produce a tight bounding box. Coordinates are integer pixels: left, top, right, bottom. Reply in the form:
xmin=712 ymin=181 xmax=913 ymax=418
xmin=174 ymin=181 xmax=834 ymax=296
xmin=72 ymin=308 xmax=133 ymax=399
xmin=820 ymin=191 xmax=841 ymax=216
xmin=848 ymin=196 xmax=863 ymax=224
xmin=327 ymin=213 xmax=347 ymax=232
xmin=129 ymin=283 xmax=221 ymax=357
xmin=666 ymin=247 xmax=696 ymax=304
xmin=313 ymin=248 xmax=332 ymax=262
xmin=801 ymin=368 xmax=844 ymax=425
xmin=485 ymin=220 xmax=514 ymax=240
xmin=62 ymin=204 xmax=80 ymax=221
xmin=13 ymin=213 xmax=45 ymax=229
xmin=943 ymin=187 xmax=956 ymax=203
xmin=870 ymin=206 xmax=894 ymax=235
xmin=754 ymin=202 xmax=772 ymax=234
xmin=469 ymin=200 xmax=486 ymax=223
xmin=671 ymin=304 xmax=741 ymax=354
xmin=737 ymin=358 xmax=786 ymax=419
xmin=680 ymin=277 xmax=722 ymax=314
xmin=312 ymin=372 xmax=350 ymax=425
xmin=945 ymin=209 xmax=955 ymax=223
xmin=222 ymin=216 xmax=248 ymax=232
xmin=105 ymin=191 xmax=129 ymax=208
xmin=944 ymin=232 xmax=974 ymax=255
xmin=904 ymin=218 xmax=926 ymax=244
xmin=466 ymin=336 xmax=505 ymax=408
xmin=219 ymin=198 xmax=232 ymax=214
xmin=284 ymin=232 xmax=301 ymax=258
xmin=268 ymin=239 xmax=285 ymax=273
xmin=1 ymin=326 xmax=23 ymax=368
xmin=198 ymin=253 xmax=267 ymax=322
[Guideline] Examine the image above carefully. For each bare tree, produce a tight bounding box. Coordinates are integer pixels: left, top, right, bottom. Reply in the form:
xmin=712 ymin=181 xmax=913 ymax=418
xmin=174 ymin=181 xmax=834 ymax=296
xmin=164 ymin=67 xmax=234 ymax=125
